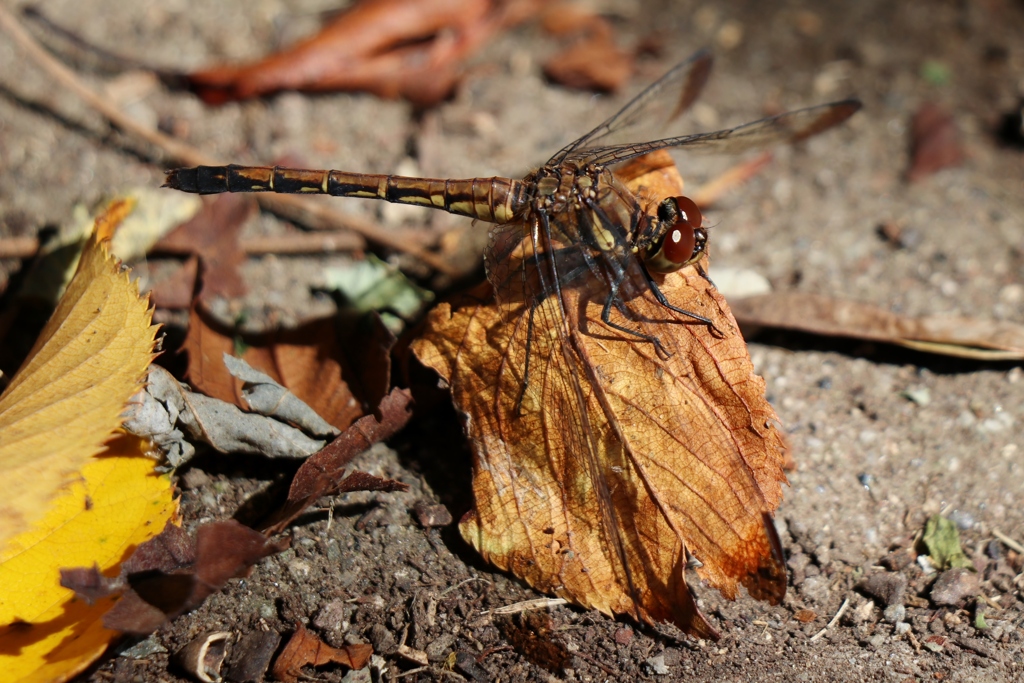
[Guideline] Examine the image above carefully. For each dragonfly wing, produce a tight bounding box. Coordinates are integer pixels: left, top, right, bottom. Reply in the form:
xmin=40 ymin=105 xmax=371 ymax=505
xmin=567 ymin=99 xmax=862 ymax=168
xmin=546 ymin=49 xmax=714 ymax=166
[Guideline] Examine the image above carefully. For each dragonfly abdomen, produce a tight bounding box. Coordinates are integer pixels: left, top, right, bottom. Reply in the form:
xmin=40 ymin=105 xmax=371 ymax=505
xmin=165 ymin=165 xmax=526 ymax=224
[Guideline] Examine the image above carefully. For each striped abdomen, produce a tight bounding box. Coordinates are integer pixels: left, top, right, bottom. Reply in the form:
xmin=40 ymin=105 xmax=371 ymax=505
xmin=165 ymin=165 xmax=526 ymax=224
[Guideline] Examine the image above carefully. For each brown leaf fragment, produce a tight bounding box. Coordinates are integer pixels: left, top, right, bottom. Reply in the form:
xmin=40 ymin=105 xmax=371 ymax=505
xmin=793 ymin=609 xmax=817 ymax=623
xmin=153 ymin=194 xmax=254 ymax=301
xmin=184 ymin=303 xmax=368 ymax=430
xmin=262 ymin=388 xmax=413 ymax=534
xmin=193 ymin=520 xmax=288 ymax=586
xmin=730 ymin=292 xmax=1024 ymax=360
xmin=272 ymin=622 xmax=372 ymax=683
xmin=908 ymin=102 xmax=965 ymax=182
xmin=148 ymin=254 xmax=199 ymax=310
xmin=59 ymin=565 xmax=124 ymax=604
xmin=542 ymin=3 xmax=633 ymax=92
xmin=414 ymin=502 xmax=453 ymax=528
xmin=62 ymin=520 xmax=286 ymax=635
xmin=336 ymin=312 xmax=397 ymax=418
xmin=931 ymin=568 xmax=980 ymax=606
xmin=495 ymin=610 xmax=571 ymax=673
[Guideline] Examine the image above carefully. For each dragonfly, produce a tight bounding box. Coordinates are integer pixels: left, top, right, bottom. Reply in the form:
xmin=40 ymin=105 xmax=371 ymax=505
xmin=174 ymin=50 xmax=856 ymax=360
xmin=166 ymin=50 xmax=860 ymax=636
xmin=165 ymin=49 xmax=858 ymax=355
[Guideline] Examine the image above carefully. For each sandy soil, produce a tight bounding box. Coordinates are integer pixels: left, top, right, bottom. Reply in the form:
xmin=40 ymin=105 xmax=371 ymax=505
xmin=1 ymin=0 xmax=1023 ymax=681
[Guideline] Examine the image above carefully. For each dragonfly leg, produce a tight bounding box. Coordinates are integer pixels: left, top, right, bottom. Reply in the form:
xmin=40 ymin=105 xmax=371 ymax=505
xmin=695 ymin=261 xmax=718 ymax=289
xmin=600 ymin=273 xmax=671 ymax=357
xmin=513 ymin=302 xmax=537 ymax=417
xmin=641 ymin=264 xmax=725 ymax=338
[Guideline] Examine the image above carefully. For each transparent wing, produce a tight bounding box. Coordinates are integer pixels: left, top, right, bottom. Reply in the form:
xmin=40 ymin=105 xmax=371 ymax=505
xmin=566 ymin=99 xmax=862 ymax=168
xmin=546 ymin=49 xmax=714 ymax=166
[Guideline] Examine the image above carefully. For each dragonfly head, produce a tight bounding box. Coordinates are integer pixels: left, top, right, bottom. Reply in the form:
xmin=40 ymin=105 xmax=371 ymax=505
xmin=640 ymin=195 xmax=707 ymax=273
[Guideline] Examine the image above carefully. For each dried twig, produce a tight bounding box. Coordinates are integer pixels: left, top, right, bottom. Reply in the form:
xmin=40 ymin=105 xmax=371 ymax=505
xmin=0 ymin=230 xmax=365 ymax=261
xmin=486 ymin=597 xmax=568 ymax=615
xmin=438 ymin=576 xmax=492 ymax=598
xmin=0 ymin=4 xmax=457 ymax=275
xmin=993 ymin=529 xmax=1024 ymax=555
xmin=809 ymin=596 xmax=850 ymax=642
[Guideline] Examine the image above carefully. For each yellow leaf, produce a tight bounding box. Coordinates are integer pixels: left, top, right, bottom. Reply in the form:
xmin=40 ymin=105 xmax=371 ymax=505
xmin=0 ymin=200 xmax=172 ymax=681
xmin=0 ymin=439 xmax=177 ymax=683
xmin=0 ymin=199 xmax=159 ymax=544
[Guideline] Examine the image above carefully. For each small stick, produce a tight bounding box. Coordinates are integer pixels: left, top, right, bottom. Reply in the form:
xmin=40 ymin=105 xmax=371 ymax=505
xmin=0 ymin=237 xmax=41 ymax=260
xmin=439 ymin=576 xmax=492 ymax=598
xmin=486 ymin=597 xmax=568 ymax=615
xmin=993 ymin=528 xmax=1024 ymax=555
xmin=809 ymin=596 xmax=850 ymax=642
xmin=691 ymin=151 xmax=773 ymax=208
xmin=0 ymin=230 xmax=365 ymax=260
xmin=0 ymin=4 xmax=456 ymax=275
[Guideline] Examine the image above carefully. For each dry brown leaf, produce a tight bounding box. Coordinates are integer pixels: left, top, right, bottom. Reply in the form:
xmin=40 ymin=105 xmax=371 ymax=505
xmin=184 ymin=304 xmax=371 ymax=431
xmin=411 ymin=151 xmax=788 ymax=638
xmin=542 ymin=3 xmax=634 ymax=92
xmin=272 ymin=622 xmax=372 ymax=683
xmin=149 ymin=254 xmax=200 ymax=309
xmin=186 ymin=0 xmax=493 ymax=107
xmin=263 ymin=388 xmax=413 ymax=534
xmin=908 ymin=102 xmax=965 ymax=182
xmin=153 ymin=194 xmax=254 ymax=302
xmin=794 ymin=609 xmax=818 ymax=623
xmin=62 ymin=520 xmax=287 ymax=635
xmin=729 ymin=292 xmax=1024 ymax=360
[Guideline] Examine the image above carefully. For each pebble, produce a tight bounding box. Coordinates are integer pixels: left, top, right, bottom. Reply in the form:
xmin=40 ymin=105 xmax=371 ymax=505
xmin=948 ymin=509 xmax=975 ymax=530
xmin=883 ymin=604 xmax=906 ymax=624
xmin=787 ymin=552 xmax=811 ymax=585
xmin=901 ymin=387 xmax=931 ymax=406
xmin=287 ymin=559 xmax=312 ymax=581
xmin=367 ymin=623 xmax=397 ymax=655
xmin=341 ymin=667 xmax=372 ymax=683
xmin=646 ymin=655 xmax=669 ymax=675
xmin=119 ymin=637 xmax=167 ymax=659
xmin=708 ymin=267 xmax=772 ymax=299
xmin=425 ymin=634 xmax=456 ymax=662
xmin=313 ymin=599 xmax=347 ymax=631
xmin=859 ymin=571 xmax=907 ymax=606
xmin=880 ymin=547 xmax=916 ymax=571
xmin=258 ymin=601 xmax=277 ymax=620
xmin=853 ymin=600 xmax=874 ymax=624
xmin=413 ymin=502 xmax=453 ymax=528
xmin=931 ymin=568 xmax=980 ymax=606
xmin=799 ymin=575 xmax=831 ymax=604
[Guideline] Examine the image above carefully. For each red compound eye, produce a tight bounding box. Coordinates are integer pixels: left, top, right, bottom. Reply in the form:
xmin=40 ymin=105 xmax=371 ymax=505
xmin=660 ymin=196 xmax=702 ymax=264
xmin=661 ymin=223 xmax=697 ymax=264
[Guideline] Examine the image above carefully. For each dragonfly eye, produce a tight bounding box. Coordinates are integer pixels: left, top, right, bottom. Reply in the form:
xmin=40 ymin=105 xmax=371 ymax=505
xmin=646 ymin=196 xmax=704 ymax=272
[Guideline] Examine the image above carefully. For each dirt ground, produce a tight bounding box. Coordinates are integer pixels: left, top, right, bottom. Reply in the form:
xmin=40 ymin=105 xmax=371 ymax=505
xmin=2 ymin=0 xmax=1023 ymax=681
